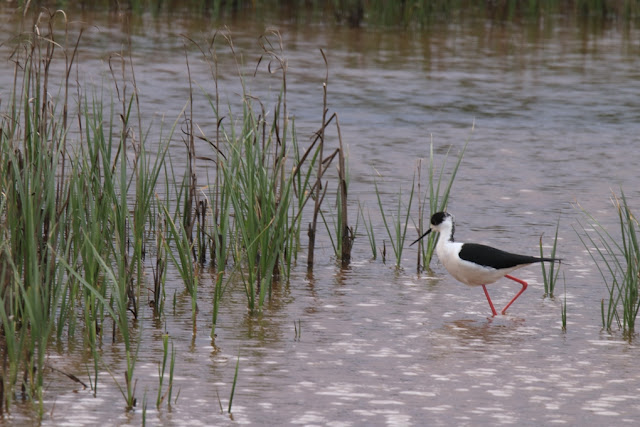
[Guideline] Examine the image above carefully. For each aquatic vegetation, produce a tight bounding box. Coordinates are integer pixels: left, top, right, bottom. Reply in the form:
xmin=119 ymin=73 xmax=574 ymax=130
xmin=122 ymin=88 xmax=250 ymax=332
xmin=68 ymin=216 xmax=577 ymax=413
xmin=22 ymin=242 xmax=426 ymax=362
xmin=0 ymin=11 xmax=348 ymax=414
xmin=307 ymin=50 xmax=353 ymax=270
xmin=156 ymin=334 xmax=176 ymax=409
xmin=561 ymin=274 xmax=568 ymax=331
xmin=320 ymin=114 xmax=353 ymax=266
xmin=540 ymin=218 xmax=562 ymax=297
xmin=375 ymin=179 xmax=415 ymax=269
xmin=11 ymin=0 xmax=638 ymax=25
xmin=415 ymin=133 xmax=471 ymax=271
xmin=576 ymin=191 xmax=640 ymax=336
xmin=163 ymin=201 xmax=199 ymax=319
xmin=3 ymin=3 xmax=639 ymax=423
xmin=228 ymin=354 xmax=241 ymax=414
xmin=358 ymin=201 xmax=378 ymax=259
xmin=294 ymin=319 xmax=302 ymax=341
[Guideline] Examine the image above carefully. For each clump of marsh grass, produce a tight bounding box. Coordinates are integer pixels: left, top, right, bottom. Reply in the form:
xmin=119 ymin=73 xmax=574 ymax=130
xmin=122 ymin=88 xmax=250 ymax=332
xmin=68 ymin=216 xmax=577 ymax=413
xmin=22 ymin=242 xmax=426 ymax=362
xmin=162 ymin=201 xmax=199 ymax=320
xmin=0 ymin=11 xmax=84 ymax=413
xmin=576 ymin=191 xmax=640 ymax=337
xmin=0 ymin=10 xmax=170 ymax=412
xmin=218 ymin=33 xmax=299 ymax=310
xmin=375 ymin=179 xmax=415 ymax=269
xmin=0 ymin=11 xmax=360 ymax=416
xmin=191 ymin=34 xmax=350 ymax=312
xmin=414 ymin=131 xmax=471 ymax=271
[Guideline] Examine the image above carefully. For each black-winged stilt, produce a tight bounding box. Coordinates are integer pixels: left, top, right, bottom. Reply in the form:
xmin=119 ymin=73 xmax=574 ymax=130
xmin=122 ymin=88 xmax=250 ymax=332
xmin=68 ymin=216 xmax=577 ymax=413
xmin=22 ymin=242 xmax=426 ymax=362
xmin=411 ymin=211 xmax=561 ymax=316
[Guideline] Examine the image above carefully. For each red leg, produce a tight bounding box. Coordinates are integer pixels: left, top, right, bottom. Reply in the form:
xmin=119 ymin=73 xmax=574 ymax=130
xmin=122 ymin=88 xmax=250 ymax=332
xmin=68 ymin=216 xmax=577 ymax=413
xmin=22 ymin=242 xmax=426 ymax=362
xmin=501 ymin=275 xmax=528 ymax=315
xmin=482 ymin=284 xmax=498 ymax=317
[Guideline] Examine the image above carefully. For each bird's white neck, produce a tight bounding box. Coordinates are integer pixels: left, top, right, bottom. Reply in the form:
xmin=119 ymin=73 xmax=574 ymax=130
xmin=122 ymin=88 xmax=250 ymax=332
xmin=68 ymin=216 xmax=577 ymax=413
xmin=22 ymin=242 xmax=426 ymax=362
xmin=440 ymin=220 xmax=455 ymax=242
xmin=435 ymin=219 xmax=456 ymax=257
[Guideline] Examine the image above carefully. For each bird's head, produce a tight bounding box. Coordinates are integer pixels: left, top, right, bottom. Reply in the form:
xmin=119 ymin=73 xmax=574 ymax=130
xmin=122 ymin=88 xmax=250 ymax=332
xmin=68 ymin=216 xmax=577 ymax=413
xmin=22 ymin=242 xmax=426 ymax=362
xmin=429 ymin=211 xmax=453 ymax=232
xmin=410 ymin=211 xmax=454 ymax=246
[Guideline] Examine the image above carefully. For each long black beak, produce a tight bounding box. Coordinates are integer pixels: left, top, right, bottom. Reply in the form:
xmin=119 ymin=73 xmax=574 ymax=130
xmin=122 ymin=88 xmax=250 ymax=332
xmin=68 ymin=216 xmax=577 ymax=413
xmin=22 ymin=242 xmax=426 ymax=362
xmin=410 ymin=228 xmax=432 ymax=246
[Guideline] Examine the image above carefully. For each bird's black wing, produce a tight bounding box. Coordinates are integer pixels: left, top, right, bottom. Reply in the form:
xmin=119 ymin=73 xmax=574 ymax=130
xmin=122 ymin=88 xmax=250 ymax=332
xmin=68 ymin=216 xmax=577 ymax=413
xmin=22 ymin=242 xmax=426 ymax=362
xmin=458 ymin=243 xmax=546 ymax=270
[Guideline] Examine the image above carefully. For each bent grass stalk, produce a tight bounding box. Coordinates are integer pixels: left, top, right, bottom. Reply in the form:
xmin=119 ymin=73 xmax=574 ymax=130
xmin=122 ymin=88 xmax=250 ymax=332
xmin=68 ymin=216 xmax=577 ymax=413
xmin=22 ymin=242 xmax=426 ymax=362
xmin=319 ymin=117 xmax=353 ymax=265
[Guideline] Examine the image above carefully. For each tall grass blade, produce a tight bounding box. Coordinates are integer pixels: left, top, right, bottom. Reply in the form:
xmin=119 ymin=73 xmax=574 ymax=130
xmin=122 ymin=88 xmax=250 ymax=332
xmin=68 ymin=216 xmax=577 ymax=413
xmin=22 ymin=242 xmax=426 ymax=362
xmin=375 ymin=178 xmax=415 ymax=268
xmin=540 ymin=218 xmax=561 ymax=297
xmin=417 ymin=127 xmax=472 ymax=270
xmin=228 ymin=353 xmax=240 ymax=414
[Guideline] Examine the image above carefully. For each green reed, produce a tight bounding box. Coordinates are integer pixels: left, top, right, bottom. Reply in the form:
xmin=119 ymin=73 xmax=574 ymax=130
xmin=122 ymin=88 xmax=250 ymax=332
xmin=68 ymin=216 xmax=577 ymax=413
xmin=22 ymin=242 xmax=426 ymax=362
xmin=193 ymin=30 xmax=325 ymax=311
xmin=358 ymin=202 xmax=378 ymax=259
xmin=162 ymin=199 xmax=199 ymax=319
xmin=0 ymin=14 xmax=79 ymax=411
xmin=375 ymin=178 xmax=415 ymax=269
xmin=223 ymin=106 xmax=295 ymax=311
xmin=222 ymin=98 xmax=316 ymax=311
xmin=561 ymin=274 xmax=567 ymax=331
xmin=189 ymin=33 xmax=233 ymax=337
xmin=321 ymin=152 xmax=353 ymax=264
xmin=0 ymin=11 xmax=361 ymax=416
xmin=576 ymin=191 xmax=640 ymax=335
xmin=416 ymin=133 xmax=471 ymax=270
xmin=156 ymin=333 xmax=176 ymax=409
xmin=74 ymin=91 xmax=119 ymax=393
xmin=152 ymin=214 xmax=168 ymax=318
xmin=0 ymin=12 xmax=168 ymax=411
xmin=84 ymin=239 xmax=140 ymax=409
xmin=540 ymin=218 xmax=561 ymax=297
xmin=142 ymin=393 xmax=148 ymax=426
xmin=228 ymin=353 xmax=241 ymax=414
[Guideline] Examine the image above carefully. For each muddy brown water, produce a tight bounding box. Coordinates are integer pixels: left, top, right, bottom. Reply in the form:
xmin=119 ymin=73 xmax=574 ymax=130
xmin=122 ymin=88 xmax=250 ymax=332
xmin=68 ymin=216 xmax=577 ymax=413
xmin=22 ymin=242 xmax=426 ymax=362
xmin=2 ymin=7 xmax=640 ymax=426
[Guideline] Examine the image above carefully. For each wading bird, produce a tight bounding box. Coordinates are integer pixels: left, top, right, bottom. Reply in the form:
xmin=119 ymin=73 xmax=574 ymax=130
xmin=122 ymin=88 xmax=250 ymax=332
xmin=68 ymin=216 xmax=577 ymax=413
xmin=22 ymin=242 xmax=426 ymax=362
xmin=411 ymin=212 xmax=561 ymax=316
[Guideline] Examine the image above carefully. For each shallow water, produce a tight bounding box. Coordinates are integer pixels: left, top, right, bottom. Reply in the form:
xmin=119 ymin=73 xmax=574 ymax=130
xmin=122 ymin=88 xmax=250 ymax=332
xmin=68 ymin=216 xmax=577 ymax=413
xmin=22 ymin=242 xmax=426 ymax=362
xmin=2 ymin=6 xmax=640 ymax=426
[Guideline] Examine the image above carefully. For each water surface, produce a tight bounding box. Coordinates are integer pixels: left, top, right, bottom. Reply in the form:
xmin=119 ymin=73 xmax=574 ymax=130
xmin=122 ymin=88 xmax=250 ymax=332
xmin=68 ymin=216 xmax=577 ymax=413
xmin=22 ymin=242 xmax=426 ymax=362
xmin=1 ymin=6 xmax=640 ymax=426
